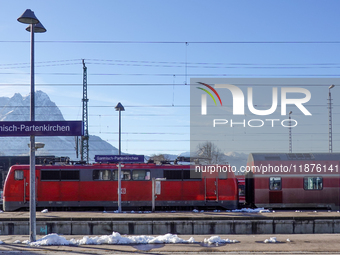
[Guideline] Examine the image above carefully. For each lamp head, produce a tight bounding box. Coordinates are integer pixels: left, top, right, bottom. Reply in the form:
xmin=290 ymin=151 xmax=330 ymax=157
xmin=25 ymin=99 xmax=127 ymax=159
xmin=329 ymin=84 xmax=335 ymax=89
xmin=115 ymin=102 xmax=125 ymax=111
xmin=26 ymin=22 xmax=47 ymax=33
xmin=28 ymin=142 xmax=45 ymax=150
xmin=289 ymin=111 xmax=292 ymax=115
xmin=17 ymin=9 xmax=39 ymax=24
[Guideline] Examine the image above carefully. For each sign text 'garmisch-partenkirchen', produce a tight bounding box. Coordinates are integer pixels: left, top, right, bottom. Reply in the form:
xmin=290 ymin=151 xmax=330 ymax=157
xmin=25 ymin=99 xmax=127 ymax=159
xmin=0 ymin=121 xmax=83 ymax=136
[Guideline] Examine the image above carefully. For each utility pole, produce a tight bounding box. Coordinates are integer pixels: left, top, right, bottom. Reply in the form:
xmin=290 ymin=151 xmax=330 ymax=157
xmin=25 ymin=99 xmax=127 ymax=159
xmin=289 ymin=111 xmax=292 ymax=153
xmin=81 ymin=59 xmax=89 ymax=162
xmin=329 ymin=85 xmax=335 ymax=153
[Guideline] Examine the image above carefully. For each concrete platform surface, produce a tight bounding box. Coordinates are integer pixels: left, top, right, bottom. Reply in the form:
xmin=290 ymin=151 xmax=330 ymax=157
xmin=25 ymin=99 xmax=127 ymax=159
xmin=2 ymin=211 xmax=340 ymax=236
xmin=1 ymin=210 xmax=340 ymax=221
xmin=0 ymin=234 xmax=339 ymax=254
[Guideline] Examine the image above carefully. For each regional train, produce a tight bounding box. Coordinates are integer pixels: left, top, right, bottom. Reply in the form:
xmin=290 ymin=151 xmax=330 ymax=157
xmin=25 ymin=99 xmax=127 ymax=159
xmin=2 ymin=163 xmax=238 ymax=211
xmin=3 ymin=152 xmax=340 ymax=212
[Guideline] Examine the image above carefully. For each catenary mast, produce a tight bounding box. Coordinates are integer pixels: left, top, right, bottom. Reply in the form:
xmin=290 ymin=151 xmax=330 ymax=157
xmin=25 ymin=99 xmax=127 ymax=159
xmin=81 ymin=59 xmax=89 ymax=162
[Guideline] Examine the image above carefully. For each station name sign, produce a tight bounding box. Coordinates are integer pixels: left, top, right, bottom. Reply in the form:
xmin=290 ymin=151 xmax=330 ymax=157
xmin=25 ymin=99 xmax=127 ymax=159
xmin=0 ymin=121 xmax=83 ymax=136
xmin=95 ymin=155 xmax=144 ymax=163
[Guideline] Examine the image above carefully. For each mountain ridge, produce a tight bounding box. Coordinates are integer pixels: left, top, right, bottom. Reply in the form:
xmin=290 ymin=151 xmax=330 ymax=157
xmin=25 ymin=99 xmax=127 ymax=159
xmin=0 ymin=91 xmax=118 ymax=161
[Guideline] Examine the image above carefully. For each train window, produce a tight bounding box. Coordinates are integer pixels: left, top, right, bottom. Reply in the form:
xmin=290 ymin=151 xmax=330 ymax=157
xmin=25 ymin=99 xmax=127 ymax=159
xmin=41 ymin=170 xmax=60 ymax=181
xmin=183 ymin=170 xmax=191 ymax=179
xmin=265 ymin=156 xmax=281 ymax=160
xmin=93 ymin=170 xmax=111 ymax=180
xmin=132 ymin=170 xmax=150 ymax=180
xmin=304 ymin=177 xmax=323 ymax=190
xmin=14 ymin=170 xmax=24 ymax=180
xmin=61 ymin=170 xmax=79 ymax=181
xmin=269 ymin=177 xmax=282 ymax=190
xmin=164 ymin=170 xmax=182 ymax=180
xmin=113 ymin=170 xmax=131 ymax=180
xmin=238 ymin=184 xmax=245 ymax=196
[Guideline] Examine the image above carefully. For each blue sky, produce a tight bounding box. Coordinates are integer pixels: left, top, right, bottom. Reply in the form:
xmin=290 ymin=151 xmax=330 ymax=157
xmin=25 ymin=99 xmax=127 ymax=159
xmin=1 ymin=1 xmax=340 ymax=156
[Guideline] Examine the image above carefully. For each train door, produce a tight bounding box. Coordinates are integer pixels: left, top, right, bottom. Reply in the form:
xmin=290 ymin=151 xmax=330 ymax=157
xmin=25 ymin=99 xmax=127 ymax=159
xmin=13 ymin=169 xmax=29 ymax=203
xmin=204 ymin=177 xmax=217 ymax=201
xmin=24 ymin=174 xmax=29 ymax=203
xmin=269 ymin=177 xmax=282 ymax=204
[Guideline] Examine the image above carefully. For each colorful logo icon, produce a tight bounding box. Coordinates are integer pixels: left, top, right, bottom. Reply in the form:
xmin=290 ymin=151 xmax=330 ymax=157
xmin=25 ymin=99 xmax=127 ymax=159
xmin=196 ymin=82 xmax=223 ymax=106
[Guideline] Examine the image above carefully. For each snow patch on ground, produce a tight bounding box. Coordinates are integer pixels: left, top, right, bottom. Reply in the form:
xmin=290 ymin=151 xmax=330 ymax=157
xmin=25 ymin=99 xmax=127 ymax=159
xmin=264 ymin=237 xmax=278 ymax=243
xmin=204 ymin=236 xmax=239 ymax=244
xmin=232 ymin=208 xmax=270 ymax=213
xmin=29 ymin=234 xmax=72 ymax=246
xmin=27 ymin=232 xmax=197 ymax=246
xmin=259 ymin=209 xmax=271 ymax=213
xmin=192 ymin=209 xmax=205 ymax=213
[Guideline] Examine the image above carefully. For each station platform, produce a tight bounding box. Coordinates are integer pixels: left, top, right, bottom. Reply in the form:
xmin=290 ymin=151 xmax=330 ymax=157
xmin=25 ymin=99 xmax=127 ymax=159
xmin=0 ymin=210 xmax=340 ymax=236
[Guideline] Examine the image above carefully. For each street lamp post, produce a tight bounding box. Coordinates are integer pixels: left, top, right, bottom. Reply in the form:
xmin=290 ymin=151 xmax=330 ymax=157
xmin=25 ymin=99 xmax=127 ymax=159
xmin=17 ymin=9 xmax=46 ymax=242
xmin=115 ymin=102 xmax=125 ymax=213
xmin=289 ymin=111 xmax=292 ymax=153
xmin=329 ymin=85 xmax=335 ymax=153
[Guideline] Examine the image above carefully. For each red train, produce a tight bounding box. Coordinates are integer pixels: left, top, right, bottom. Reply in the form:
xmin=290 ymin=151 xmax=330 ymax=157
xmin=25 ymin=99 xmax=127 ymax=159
xmin=245 ymin=153 xmax=340 ymax=210
xmin=3 ymin=163 xmax=238 ymax=211
xmin=6 ymin=152 xmax=336 ymax=212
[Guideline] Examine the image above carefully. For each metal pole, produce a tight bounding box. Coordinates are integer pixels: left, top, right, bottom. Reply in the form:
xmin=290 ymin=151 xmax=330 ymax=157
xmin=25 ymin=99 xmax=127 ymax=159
xmin=289 ymin=113 xmax=292 ymax=153
xmin=118 ymin=162 xmax=122 ymax=212
xmin=119 ymin=110 xmax=121 ymax=155
xmin=29 ymin=23 xmax=36 ymax=242
xmin=118 ymin=110 xmax=121 ymax=212
xmin=152 ymin=178 xmax=155 ymax=212
xmin=329 ymin=88 xmax=333 ymax=153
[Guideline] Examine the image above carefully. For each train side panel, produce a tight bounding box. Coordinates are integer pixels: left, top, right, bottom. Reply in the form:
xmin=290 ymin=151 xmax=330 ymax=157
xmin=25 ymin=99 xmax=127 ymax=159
xmin=246 ymin=153 xmax=340 ymax=210
xmin=3 ymin=163 xmax=238 ymax=211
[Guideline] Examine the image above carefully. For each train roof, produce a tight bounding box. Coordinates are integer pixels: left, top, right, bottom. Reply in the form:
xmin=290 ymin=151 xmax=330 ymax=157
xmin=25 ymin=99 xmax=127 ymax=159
xmin=247 ymin=153 xmax=340 ymax=162
xmin=8 ymin=162 xmax=192 ymax=170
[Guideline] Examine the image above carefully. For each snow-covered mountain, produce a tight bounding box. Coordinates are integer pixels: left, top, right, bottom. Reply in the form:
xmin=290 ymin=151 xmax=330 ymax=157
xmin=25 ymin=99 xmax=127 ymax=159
xmin=0 ymin=91 xmax=118 ymax=161
xmin=0 ymin=91 xmax=64 ymax=121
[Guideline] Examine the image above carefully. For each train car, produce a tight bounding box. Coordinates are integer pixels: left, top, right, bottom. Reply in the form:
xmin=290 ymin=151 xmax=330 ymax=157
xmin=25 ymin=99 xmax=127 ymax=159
xmin=245 ymin=153 xmax=340 ymax=210
xmin=3 ymin=163 xmax=238 ymax=211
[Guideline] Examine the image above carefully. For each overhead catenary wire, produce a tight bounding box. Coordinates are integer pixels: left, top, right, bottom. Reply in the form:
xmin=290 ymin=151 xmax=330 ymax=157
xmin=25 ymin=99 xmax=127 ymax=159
xmin=2 ymin=81 xmax=340 ymax=86
xmin=0 ymin=50 xmax=338 ymax=153
xmin=3 ymin=40 xmax=340 ymax=44
xmin=4 ymin=58 xmax=340 ymax=69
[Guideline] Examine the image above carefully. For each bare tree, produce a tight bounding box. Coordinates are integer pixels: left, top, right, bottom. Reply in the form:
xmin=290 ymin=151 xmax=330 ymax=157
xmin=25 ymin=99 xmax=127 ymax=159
xmin=149 ymin=154 xmax=171 ymax=164
xmin=196 ymin=141 xmax=226 ymax=164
